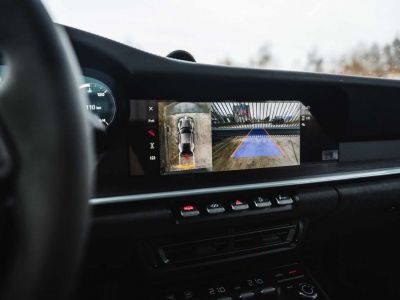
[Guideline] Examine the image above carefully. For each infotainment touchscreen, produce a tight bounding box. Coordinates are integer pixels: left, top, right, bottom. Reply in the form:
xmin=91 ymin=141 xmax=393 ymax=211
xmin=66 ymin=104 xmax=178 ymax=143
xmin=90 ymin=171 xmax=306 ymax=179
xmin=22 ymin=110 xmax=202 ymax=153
xmin=157 ymin=101 xmax=301 ymax=175
xmin=129 ymin=99 xmax=338 ymax=176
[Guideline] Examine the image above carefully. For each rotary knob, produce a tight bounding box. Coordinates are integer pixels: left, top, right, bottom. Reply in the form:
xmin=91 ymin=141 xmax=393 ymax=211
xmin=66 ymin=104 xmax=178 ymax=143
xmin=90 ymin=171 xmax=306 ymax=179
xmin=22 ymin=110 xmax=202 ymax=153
xmin=298 ymin=283 xmax=318 ymax=299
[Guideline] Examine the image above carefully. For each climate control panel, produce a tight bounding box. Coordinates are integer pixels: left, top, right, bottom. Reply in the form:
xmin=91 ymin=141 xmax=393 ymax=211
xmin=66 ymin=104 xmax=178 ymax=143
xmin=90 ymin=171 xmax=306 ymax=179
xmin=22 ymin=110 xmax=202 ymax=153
xmin=158 ymin=263 xmax=328 ymax=300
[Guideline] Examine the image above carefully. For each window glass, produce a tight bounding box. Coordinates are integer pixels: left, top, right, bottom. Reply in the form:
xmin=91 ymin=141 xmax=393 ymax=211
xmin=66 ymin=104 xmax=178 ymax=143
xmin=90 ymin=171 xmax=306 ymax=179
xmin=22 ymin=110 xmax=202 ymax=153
xmin=43 ymin=0 xmax=400 ymax=79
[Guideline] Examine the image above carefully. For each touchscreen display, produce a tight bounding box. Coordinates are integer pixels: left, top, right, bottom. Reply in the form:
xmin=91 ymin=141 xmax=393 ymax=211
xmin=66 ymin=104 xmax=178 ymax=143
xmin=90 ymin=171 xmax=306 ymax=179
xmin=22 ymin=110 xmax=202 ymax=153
xmin=158 ymin=101 xmax=301 ymax=175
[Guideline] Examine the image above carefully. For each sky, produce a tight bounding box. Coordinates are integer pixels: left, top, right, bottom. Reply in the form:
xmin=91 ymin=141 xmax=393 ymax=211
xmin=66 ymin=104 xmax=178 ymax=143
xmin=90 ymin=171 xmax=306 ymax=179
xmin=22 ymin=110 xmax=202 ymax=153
xmin=42 ymin=0 xmax=400 ymax=71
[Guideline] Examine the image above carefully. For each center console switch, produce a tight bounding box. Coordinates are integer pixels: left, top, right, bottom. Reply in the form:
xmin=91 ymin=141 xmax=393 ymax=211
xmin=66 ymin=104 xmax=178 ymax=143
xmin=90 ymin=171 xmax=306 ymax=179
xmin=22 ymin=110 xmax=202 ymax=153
xmin=158 ymin=263 xmax=329 ymax=300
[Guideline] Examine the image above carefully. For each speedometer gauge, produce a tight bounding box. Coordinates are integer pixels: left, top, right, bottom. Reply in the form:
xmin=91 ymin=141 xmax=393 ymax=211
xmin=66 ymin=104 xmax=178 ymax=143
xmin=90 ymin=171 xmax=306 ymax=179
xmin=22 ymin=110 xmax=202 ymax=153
xmin=80 ymin=77 xmax=116 ymax=127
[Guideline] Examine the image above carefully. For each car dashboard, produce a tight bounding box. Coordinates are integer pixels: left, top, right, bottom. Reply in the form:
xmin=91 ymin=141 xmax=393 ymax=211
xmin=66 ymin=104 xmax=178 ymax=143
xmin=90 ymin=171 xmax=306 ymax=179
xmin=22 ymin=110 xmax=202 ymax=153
xmin=64 ymin=26 xmax=400 ymax=197
xmin=62 ymin=26 xmax=400 ymax=300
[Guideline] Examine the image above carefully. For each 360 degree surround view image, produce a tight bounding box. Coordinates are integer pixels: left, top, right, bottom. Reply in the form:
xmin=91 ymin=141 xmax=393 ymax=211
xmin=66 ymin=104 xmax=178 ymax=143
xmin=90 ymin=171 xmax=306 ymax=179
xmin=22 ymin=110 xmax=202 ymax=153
xmin=159 ymin=101 xmax=301 ymax=174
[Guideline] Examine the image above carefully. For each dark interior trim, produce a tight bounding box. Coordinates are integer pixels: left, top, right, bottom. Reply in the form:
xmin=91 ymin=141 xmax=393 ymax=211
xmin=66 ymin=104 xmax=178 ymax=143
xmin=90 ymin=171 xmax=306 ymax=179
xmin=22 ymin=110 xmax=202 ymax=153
xmin=90 ymin=166 xmax=400 ymax=205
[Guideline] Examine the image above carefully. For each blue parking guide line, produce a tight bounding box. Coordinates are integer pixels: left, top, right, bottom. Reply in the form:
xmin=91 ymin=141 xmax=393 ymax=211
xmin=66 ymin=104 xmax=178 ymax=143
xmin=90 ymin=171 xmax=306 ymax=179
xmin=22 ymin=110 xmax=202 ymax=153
xmin=232 ymin=128 xmax=282 ymax=158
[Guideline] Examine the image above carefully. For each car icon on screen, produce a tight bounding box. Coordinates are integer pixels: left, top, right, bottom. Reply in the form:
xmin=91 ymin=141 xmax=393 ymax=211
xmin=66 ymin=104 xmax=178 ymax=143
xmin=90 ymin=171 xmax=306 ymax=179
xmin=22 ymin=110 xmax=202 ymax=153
xmin=178 ymin=116 xmax=195 ymax=157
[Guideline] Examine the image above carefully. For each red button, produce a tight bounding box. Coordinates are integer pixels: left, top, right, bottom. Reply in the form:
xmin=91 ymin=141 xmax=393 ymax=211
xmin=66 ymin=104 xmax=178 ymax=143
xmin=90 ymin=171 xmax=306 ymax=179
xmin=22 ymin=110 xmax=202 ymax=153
xmin=148 ymin=129 xmax=156 ymax=137
xmin=183 ymin=205 xmax=194 ymax=211
xmin=231 ymin=199 xmax=249 ymax=211
xmin=180 ymin=205 xmax=200 ymax=218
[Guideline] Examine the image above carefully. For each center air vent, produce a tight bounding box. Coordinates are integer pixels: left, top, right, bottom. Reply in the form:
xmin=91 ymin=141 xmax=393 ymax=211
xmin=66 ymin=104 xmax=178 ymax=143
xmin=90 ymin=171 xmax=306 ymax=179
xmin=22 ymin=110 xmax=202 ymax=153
xmin=154 ymin=222 xmax=298 ymax=266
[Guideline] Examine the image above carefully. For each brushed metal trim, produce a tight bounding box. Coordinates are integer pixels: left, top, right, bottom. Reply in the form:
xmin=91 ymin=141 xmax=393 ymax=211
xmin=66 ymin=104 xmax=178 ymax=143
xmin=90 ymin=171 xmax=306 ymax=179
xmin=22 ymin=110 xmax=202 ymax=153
xmin=90 ymin=167 xmax=400 ymax=205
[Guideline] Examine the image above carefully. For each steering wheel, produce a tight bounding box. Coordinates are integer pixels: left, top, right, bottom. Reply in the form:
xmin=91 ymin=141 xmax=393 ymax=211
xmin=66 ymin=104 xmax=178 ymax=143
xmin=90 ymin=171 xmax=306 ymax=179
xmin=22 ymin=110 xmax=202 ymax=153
xmin=0 ymin=1 xmax=93 ymax=299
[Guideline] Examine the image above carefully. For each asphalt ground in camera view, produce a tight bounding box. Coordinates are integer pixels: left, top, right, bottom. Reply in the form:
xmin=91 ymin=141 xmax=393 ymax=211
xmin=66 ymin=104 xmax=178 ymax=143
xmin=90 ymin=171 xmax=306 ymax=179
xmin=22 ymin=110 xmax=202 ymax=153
xmin=212 ymin=128 xmax=300 ymax=172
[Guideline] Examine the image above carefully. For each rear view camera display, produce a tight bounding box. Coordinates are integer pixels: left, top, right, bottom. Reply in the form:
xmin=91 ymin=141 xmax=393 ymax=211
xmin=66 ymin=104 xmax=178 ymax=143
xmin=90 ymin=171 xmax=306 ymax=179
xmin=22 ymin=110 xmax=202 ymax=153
xmin=159 ymin=101 xmax=301 ymax=175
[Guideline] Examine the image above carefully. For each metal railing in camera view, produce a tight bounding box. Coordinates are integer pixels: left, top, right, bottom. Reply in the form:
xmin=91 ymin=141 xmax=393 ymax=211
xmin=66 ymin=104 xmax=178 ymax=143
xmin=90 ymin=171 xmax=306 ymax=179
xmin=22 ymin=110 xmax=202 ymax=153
xmin=211 ymin=101 xmax=301 ymax=129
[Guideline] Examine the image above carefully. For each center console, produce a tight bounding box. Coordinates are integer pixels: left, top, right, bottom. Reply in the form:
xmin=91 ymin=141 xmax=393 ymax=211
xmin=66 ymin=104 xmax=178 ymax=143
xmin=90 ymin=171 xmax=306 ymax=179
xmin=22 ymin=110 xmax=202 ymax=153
xmin=88 ymin=81 xmax=400 ymax=300
xmin=124 ymin=187 xmax=338 ymax=300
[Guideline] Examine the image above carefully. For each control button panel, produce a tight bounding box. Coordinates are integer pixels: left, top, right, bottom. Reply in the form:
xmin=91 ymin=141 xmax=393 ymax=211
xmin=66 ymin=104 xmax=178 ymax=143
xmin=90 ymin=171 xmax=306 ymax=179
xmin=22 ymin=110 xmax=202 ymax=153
xmin=176 ymin=193 xmax=295 ymax=221
xmin=159 ymin=264 xmax=327 ymax=300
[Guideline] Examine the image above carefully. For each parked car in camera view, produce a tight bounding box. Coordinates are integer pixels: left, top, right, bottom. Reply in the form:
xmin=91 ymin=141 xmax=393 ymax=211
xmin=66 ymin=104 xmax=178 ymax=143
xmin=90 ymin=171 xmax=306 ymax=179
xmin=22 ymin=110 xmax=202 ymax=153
xmin=178 ymin=116 xmax=195 ymax=157
xmin=272 ymin=116 xmax=285 ymax=125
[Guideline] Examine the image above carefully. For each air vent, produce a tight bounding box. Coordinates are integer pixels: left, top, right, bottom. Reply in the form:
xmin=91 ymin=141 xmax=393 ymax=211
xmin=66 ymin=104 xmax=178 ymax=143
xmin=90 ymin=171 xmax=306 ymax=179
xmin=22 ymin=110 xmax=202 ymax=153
xmin=156 ymin=223 xmax=298 ymax=266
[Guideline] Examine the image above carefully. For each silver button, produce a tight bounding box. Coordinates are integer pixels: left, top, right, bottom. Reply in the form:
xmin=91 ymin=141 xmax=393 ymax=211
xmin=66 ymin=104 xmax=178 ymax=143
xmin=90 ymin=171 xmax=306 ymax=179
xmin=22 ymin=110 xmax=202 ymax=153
xmin=239 ymin=292 xmax=255 ymax=299
xmin=275 ymin=195 xmax=294 ymax=205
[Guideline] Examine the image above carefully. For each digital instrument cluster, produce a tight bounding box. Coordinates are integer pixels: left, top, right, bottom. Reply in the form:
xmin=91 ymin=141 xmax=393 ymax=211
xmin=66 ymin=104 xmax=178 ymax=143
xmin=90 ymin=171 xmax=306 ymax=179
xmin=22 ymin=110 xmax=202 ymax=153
xmin=0 ymin=65 xmax=117 ymax=129
xmin=81 ymin=76 xmax=116 ymax=128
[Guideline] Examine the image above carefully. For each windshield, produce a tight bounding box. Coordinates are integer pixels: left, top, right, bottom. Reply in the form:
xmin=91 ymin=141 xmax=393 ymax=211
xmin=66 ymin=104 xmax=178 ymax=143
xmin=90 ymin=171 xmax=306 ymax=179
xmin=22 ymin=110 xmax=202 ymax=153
xmin=43 ymin=0 xmax=400 ymax=79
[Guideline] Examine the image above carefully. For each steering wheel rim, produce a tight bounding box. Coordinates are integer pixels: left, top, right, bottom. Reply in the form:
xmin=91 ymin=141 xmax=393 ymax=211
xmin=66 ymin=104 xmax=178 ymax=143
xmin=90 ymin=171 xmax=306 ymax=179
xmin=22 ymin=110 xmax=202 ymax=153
xmin=0 ymin=1 xmax=93 ymax=299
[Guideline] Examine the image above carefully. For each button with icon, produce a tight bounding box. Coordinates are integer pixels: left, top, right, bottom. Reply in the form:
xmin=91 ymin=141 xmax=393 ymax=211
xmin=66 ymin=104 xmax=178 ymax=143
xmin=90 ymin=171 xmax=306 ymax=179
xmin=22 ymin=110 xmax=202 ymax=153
xmin=206 ymin=203 xmax=226 ymax=214
xmin=231 ymin=199 xmax=249 ymax=211
xmin=254 ymin=196 xmax=272 ymax=208
xmin=180 ymin=205 xmax=200 ymax=218
xmin=147 ymin=129 xmax=156 ymax=137
xmin=275 ymin=195 xmax=294 ymax=205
